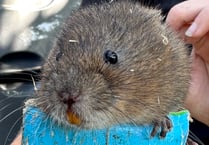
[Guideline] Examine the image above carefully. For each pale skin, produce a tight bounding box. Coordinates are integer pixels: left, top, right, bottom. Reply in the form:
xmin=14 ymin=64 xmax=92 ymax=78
xmin=10 ymin=133 xmax=21 ymax=145
xmin=11 ymin=0 xmax=209 ymax=144
xmin=166 ymin=0 xmax=209 ymax=126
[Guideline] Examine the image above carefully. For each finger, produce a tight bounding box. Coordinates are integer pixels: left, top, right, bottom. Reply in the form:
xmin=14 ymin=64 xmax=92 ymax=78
xmin=11 ymin=133 xmax=22 ymax=145
xmin=166 ymin=0 xmax=203 ymax=31
xmin=186 ymin=5 xmax=209 ymax=38
xmin=176 ymin=25 xmax=199 ymax=44
xmin=193 ymin=32 xmax=209 ymax=63
xmin=185 ymin=51 xmax=209 ymax=126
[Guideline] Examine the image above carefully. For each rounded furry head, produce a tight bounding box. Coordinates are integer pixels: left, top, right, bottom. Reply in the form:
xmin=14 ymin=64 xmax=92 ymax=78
xmin=34 ymin=1 xmax=190 ymax=129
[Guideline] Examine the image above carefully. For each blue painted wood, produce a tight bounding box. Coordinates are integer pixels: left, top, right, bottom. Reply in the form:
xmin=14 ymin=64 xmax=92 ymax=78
xmin=23 ymin=106 xmax=189 ymax=145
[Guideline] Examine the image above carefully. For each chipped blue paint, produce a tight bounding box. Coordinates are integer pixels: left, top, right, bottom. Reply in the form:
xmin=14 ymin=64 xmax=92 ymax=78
xmin=23 ymin=106 xmax=189 ymax=145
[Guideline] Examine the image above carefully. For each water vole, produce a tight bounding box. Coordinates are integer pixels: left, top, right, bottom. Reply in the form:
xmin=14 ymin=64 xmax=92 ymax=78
xmin=28 ymin=0 xmax=190 ymax=138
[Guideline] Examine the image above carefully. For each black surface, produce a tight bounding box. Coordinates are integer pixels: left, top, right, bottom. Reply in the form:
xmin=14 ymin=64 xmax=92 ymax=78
xmin=0 ymin=72 xmax=42 ymax=145
xmin=0 ymin=51 xmax=42 ymax=145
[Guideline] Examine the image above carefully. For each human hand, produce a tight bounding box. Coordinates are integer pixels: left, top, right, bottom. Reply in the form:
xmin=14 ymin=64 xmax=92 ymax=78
xmin=166 ymin=0 xmax=209 ymax=62
xmin=11 ymin=133 xmax=21 ymax=145
xmin=166 ymin=0 xmax=209 ymax=126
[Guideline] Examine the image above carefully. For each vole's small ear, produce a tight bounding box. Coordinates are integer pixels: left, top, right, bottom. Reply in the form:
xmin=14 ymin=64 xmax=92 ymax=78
xmin=103 ymin=50 xmax=118 ymax=64
xmin=56 ymin=51 xmax=63 ymax=61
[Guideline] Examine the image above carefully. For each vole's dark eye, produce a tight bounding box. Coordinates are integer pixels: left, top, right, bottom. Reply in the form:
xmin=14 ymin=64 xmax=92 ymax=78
xmin=103 ymin=50 xmax=118 ymax=64
xmin=56 ymin=51 xmax=63 ymax=61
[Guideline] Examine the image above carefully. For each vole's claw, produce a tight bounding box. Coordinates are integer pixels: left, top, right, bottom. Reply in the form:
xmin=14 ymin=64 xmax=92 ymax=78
xmin=150 ymin=116 xmax=172 ymax=138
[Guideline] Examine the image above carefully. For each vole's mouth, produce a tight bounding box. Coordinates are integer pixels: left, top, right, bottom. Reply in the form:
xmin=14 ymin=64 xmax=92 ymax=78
xmin=66 ymin=110 xmax=81 ymax=126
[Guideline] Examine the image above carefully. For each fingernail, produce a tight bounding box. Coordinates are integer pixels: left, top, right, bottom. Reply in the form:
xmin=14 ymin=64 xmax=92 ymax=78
xmin=185 ymin=22 xmax=197 ymax=37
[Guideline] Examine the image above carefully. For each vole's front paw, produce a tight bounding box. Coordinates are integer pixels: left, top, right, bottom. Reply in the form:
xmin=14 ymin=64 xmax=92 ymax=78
xmin=150 ymin=116 xmax=172 ymax=138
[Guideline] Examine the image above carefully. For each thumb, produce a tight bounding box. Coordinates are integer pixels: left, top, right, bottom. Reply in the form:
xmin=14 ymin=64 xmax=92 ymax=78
xmin=166 ymin=0 xmax=209 ymax=38
xmin=185 ymin=5 xmax=209 ymax=38
xmin=166 ymin=0 xmax=203 ymax=31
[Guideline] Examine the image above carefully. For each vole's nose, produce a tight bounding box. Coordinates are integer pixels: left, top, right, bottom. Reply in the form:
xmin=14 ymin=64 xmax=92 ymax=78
xmin=58 ymin=91 xmax=79 ymax=108
xmin=58 ymin=91 xmax=82 ymax=125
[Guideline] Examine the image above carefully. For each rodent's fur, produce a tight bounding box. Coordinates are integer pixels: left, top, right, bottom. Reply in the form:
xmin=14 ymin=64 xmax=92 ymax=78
xmin=28 ymin=1 xmax=190 ymax=129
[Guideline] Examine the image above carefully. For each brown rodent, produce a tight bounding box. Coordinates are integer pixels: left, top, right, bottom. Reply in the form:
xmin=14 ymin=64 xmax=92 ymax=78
xmin=28 ymin=0 xmax=190 ymax=137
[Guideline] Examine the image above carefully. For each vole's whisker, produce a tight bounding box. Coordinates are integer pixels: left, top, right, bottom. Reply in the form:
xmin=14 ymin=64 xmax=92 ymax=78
xmin=189 ymin=131 xmax=205 ymax=145
xmin=4 ymin=116 xmax=23 ymax=145
xmin=0 ymin=106 xmax=24 ymax=122
xmin=31 ymin=74 xmax=38 ymax=91
xmin=0 ymin=97 xmax=10 ymax=105
xmin=0 ymin=103 xmax=12 ymax=112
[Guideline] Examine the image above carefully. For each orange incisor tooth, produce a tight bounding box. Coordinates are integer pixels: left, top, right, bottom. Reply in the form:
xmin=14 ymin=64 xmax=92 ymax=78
xmin=66 ymin=111 xmax=81 ymax=125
